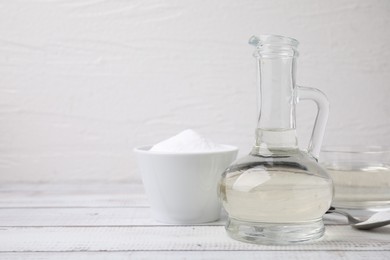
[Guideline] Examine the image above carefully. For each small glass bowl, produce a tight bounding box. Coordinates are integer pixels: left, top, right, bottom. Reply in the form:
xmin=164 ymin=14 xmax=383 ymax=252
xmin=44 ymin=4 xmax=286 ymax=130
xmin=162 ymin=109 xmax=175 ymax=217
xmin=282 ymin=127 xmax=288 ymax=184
xmin=320 ymin=146 xmax=390 ymax=211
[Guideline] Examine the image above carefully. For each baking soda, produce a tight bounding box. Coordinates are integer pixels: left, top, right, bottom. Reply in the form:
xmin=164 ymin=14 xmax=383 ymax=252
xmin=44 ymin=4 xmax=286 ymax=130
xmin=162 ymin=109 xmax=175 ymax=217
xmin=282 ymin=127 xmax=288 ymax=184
xmin=150 ymin=129 xmax=224 ymax=152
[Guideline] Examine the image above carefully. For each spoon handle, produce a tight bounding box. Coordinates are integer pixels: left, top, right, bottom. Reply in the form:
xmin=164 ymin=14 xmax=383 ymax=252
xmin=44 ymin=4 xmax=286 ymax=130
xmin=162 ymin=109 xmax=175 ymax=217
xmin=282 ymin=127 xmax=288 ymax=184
xmin=353 ymin=220 xmax=390 ymax=230
xmin=325 ymin=207 xmax=361 ymax=224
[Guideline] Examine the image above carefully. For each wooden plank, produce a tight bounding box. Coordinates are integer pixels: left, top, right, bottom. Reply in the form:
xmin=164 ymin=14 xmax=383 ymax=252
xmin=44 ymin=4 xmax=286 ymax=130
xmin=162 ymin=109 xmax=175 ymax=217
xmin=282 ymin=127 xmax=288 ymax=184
xmin=0 ymin=182 xmax=148 ymax=208
xmin=0 ymin=207 xmax=347 ymax=227
xmin=0 ymin=207 xmax=226 ymax=227
xmin=0 ymin=251 xmax=389 ymax=260
xmin=0 ymin=226 xmax=389 ymax=252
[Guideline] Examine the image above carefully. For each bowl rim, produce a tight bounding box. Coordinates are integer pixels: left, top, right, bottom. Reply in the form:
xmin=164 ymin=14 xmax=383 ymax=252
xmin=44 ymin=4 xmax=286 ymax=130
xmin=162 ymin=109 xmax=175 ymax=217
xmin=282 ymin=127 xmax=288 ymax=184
xmin=133 ymin=144 xmax=239 ymax=155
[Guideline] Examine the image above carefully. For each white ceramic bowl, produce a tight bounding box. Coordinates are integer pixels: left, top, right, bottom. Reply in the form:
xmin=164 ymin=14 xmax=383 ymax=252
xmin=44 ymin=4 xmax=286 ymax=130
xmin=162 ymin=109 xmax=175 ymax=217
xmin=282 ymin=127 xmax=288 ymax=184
xmin=134 ymin=145 xmax=238 ymax=224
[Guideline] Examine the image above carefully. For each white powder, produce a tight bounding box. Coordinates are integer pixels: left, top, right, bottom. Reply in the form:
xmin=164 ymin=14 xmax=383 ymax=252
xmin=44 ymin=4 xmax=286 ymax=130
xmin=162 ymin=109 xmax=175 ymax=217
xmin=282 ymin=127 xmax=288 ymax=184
xmin=150 ymin=129 xmax=224 ymax=152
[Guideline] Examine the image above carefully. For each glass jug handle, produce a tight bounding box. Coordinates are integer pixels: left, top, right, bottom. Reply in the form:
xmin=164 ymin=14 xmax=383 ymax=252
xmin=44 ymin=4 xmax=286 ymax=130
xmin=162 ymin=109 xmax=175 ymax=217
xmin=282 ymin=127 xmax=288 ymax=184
xmin=296 ymin=86 xmax=329 ymax=160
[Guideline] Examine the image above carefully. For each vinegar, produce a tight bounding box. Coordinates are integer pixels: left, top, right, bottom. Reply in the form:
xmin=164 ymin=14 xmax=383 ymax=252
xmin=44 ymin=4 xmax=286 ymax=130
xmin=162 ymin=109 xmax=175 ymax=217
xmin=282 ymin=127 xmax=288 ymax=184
xmin=220 ymin=167 xmax=333 ymax=223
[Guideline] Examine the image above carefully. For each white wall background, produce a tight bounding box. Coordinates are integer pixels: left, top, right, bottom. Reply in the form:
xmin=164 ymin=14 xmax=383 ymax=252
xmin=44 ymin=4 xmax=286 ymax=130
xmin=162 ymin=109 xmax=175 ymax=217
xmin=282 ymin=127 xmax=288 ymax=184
xmin=0 ymin=0 xmax=389 ymax=182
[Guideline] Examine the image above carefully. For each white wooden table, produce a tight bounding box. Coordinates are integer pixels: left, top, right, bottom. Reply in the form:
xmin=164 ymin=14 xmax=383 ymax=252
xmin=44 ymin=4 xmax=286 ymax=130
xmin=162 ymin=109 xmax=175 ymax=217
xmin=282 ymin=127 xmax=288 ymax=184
xmin=0 ymin=182 xmax=389 ymax=259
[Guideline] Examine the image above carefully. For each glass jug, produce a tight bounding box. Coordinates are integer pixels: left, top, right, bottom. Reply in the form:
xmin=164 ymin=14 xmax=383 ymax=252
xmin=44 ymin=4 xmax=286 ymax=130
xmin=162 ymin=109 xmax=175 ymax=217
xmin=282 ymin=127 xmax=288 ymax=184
xmin=219 ymin=35 xmax=333 ymax=244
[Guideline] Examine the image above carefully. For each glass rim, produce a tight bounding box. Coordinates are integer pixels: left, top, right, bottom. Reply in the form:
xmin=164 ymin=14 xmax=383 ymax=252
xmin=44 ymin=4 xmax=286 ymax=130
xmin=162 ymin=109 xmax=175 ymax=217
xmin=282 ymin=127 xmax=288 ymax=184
xmin=249 ymin=34 xmax=299 ymax=47
xmin=321 ymin=145 xmax=390 ymax=154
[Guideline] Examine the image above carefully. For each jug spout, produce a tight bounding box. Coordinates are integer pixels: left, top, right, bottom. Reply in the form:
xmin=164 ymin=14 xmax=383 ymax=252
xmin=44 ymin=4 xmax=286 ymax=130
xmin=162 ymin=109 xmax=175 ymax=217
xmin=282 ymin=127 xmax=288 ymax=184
xmin=248 ymin=35 xmax=261 ymax=46
xmin=249 ymin=35 xmax=299 ymax=58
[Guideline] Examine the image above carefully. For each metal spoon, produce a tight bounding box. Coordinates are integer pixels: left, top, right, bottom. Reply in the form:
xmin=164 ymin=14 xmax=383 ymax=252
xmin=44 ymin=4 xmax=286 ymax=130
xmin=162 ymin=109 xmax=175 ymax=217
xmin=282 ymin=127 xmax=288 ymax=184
xmin=326 ymin=207 xmax=390 ymax=230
